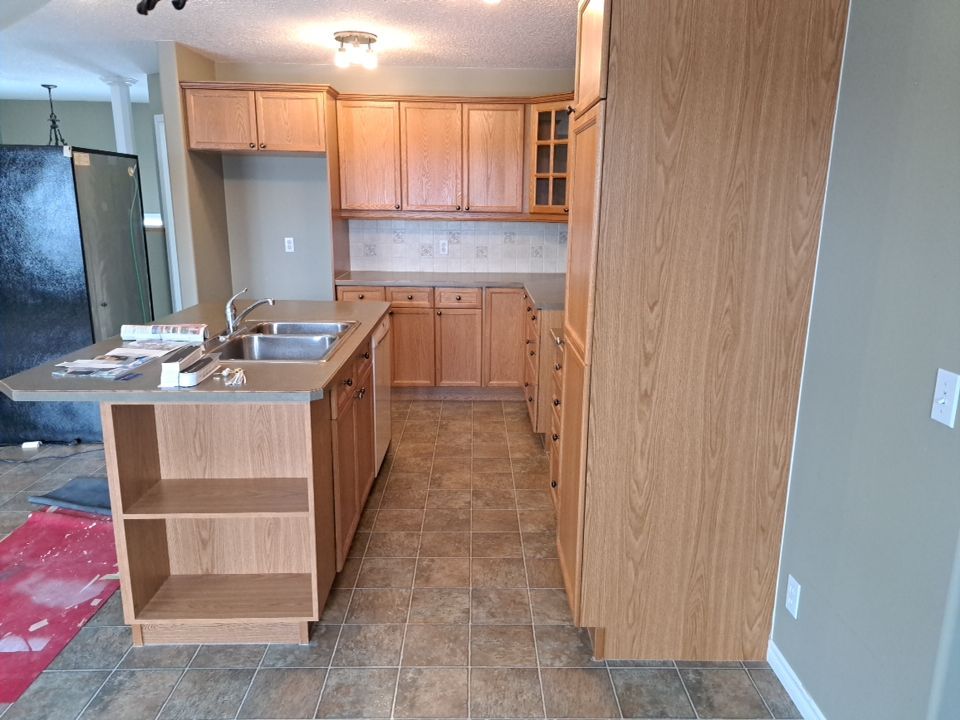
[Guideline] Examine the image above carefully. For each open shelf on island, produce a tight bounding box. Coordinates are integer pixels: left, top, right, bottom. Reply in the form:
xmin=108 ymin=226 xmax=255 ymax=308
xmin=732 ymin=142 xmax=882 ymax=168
xmin=123 ymin=477 xmax=310 ymax=518
xmin=135 ymin=573 xmax=315 ymax=623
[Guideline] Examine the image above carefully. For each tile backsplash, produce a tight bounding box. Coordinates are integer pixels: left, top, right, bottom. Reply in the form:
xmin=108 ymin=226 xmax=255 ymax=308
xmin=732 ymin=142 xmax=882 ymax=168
xmin=348 ymin=220 xmax=568 ymax=273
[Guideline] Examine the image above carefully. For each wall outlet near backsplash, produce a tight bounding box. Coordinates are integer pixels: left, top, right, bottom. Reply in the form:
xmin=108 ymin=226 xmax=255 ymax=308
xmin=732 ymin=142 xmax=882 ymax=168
xmin=348 ymin=220 xmax=567 ymax=273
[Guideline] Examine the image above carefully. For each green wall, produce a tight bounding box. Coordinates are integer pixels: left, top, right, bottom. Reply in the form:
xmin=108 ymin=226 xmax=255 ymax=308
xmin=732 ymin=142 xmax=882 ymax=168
xmin=0 ymin=98 xmax=162 ymax=214
xmin=773 ymin=1 xmax=960 ymax=718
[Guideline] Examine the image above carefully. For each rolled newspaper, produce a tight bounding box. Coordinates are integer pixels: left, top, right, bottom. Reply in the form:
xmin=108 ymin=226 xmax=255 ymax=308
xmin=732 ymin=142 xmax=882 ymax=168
xmin=120 ymin=323 xmax=208 ymax=342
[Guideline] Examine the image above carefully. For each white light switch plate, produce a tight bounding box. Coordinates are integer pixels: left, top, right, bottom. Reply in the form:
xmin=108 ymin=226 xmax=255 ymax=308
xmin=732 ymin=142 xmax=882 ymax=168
xmin=785 ymin=575 xmax=801 ymax=619
xmin=931 ymin=368 xmax=960 ymax=428
xmin=284 ymin=237 xmax=295 ymax=253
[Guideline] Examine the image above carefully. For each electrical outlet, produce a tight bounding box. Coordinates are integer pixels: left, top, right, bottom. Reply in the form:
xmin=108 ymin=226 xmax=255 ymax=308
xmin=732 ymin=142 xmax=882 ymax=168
xmin=284 ymin=237 xmax=295 ymax=253
xmin=438 ymin=238 xmax=449 ymax=256
xmin=785 ymin=575 xmax=801 ymax=619
xmin=931 ymin=368 xmax=959 ymax=428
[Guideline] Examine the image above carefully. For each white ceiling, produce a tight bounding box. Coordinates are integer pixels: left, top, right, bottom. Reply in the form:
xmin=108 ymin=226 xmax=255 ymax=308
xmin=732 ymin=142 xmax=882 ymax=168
xmin=0 ymin=0 xmax=578 ymax=103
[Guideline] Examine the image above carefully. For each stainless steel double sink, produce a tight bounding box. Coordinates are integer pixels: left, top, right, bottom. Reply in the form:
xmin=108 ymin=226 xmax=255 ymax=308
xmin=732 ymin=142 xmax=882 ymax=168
xmin=212 ymin=321 xmax=359 ymax=362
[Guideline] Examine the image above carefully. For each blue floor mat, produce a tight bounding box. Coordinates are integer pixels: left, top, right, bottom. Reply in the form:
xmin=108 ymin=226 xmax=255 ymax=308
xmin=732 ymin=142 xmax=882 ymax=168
xmin=27 ymin=476 xmax=111 ymax=516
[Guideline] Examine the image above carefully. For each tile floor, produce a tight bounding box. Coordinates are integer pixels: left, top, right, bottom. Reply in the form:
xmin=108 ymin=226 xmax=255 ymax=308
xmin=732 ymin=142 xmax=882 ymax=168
xmin=0 ymin=400 xmax=800 ymax=719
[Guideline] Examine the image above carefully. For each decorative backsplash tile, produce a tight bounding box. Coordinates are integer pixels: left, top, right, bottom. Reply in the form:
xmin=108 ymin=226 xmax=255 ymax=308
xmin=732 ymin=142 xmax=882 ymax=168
xmin=348 ymin=220 xmax=567 ymax=273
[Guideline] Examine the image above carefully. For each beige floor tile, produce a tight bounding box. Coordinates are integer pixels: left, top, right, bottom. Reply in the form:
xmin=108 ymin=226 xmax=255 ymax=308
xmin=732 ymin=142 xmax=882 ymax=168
xmin=471 ymin=588 xmax=532 ymax=624
xmin=473 ymin=509 xmax=520 ymax=532
xmin=471 ymin=557 xmax=527 ymax=587
xmin=366 ymin=532 xmax=422 ymax=558
xmin=470 ymin=625 xmax=537 ymax=667
xmin=472 ymin=532 xmax=523 ymax=558
xmin=316 ymin=667 xmax=397 ymax=718
xmin=470 ymin=667 xmax=544 ymax=718
xmin=415 ymin=557 xmax=471 ymax=588
xmin=332 ymin=625 xmax=404 ymax=667
xmin=540 ymin=668 xmax=621 ymax=718
xmin=401 ymin=624 xmax=469 ymax=666
xmin=418 ymin=532 xmax=471 ymax=557
xmin=408 ymin=588 xmax=471 ymax=624
xmin=346 ymin=589 xmax=412 ymax=624
xmin=394 ymin=668 xmax=469 ymax=718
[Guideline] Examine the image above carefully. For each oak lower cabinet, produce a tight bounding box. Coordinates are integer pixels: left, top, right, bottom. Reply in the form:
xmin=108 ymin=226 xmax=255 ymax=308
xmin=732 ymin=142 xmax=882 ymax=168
xmin=556 ymin=341 xmax=587 ymax=621
xmin=390 ymin=307 xmax=436 ymax=387
xmin=435 ymin=309 xmax=483 ymax=387
xmin=483 ymin=288 xmax=525 ymax=387
xmin=331 ymin=347 xmax=376 ymax=570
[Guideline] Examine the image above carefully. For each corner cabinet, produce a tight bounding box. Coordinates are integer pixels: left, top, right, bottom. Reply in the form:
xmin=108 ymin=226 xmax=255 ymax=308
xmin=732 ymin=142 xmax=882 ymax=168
xmin=184 ymin=88 xmax=327 ymax=153
xmin=529 ymin=101 xmax=572 ymax=215
xmin=336 ymin=100 xmax=402 ymax=210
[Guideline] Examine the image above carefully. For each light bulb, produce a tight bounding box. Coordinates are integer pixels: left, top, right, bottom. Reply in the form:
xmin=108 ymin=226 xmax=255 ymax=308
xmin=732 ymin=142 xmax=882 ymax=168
xmin=334 ymin=46 xmax=350 ymax=68
xmin=483 ymin=0 xmax=502 ymax=5
xmin=362 ymin=48 xmax=378 ymax=69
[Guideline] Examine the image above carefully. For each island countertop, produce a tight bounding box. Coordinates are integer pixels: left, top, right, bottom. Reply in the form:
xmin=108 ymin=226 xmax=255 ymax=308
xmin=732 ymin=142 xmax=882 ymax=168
xmin=0 ymin=300 xmax=390 ymax=404
xmin=334 ymin=272 xmax=566 ymax=311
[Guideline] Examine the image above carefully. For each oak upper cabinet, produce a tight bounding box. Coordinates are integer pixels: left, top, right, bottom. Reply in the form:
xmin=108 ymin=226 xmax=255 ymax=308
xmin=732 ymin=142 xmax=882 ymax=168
xmin=185 ymin=89 xmax=258 ymax=151
xmin=563 ymin=101 xmax=605 ymax=359
xmin=482 ymin=288 xmax=525 ymax=387
xmin=255 ymin=91 xmax=326 ymax=152
xmin=337 ymin=100 xmax=402 ymax=210
xmin=400 ymin=102 xmax=463 ymax=211
xmin=462 ymin=104 xmax=525 ymax=213
xmin=573 ymin=0 xmax=610 ymax=115
xmin=529 ymin=101 xmax=572 ymax=215
xmin=390 ymin=307 xmax=436 ymax=387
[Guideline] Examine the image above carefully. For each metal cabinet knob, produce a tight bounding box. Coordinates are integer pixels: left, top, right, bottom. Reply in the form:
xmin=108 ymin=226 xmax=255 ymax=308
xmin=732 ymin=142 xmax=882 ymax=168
xmin=343 ymin=378 xmax=353 ymax=387
xmin=554 ymin=363 xmax=562 ymax=371
xmin=407 ymin=294 xmax=413 ymax=300
xmin=358 ymin=294 xmax=365 ymax=299
xmin=465 ymin=206 xmax=470 ymax=210
xmin=552 ymin=433 xmax=560 ymax=442
xmin=456 ymin=205 xmax=461 ymax=211
xmin=259 ymin=143 xmax=266 ymax=149
xmin=566 ymin=105 xmax=576 ymax=115
xmin=248 ymin=143 xmax=255 ymax=148
xmin=553 ymin=399 xmax=561 ymax=407
xmin=563 ymin=207 xmax=569 ymax=213
xmin=360 ymin=351 xmax=370 ymax=360
xmin=437 ymin=310 xmax=442 ymax=316
xmin=529 ymin=350 xmax=536 ymax=357
xmin=528 ymin=396 xmax=534 ymax=402
xmin=395 ymin=204 xmax=401 ymax=210
xmin=455 ymin=295 xmax=462 ymax=301
xmin=527 ymin=306 xmax=532 ymax=312
xmin=551 ymin=480 xmax=558 ymax=488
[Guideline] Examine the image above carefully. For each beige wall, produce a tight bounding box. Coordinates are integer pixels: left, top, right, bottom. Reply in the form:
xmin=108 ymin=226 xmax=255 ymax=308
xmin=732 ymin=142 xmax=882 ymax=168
xmin=773 ymin=1 xmax=960 ymax=719
xmin=214 ymin=62 xmax=573 ymax=96
xmin=158 ymin=41 xmax=233 ymax=307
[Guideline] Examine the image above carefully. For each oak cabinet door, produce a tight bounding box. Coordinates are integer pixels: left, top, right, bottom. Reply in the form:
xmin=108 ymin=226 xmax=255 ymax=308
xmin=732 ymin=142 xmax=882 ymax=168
xmin=337 ymin=100 xmax=401 ymax=210
xmin=354 ymin=363 xmax=376 ymax=504
xmin=255 ymin=91 xmax=326 ymax=152
xmin=462 ymin=104 xmax=525 ymax=213
xmin=557 ymin=341 xmax=588 ymax=621
xmin=400 ymin=102 xmax=462 ymax=211
xmin=563 ymin=102 xmax=604 ymax=360
xmin=184 ymin=89 xmax=257 ymax=151
xmin=332 ymin=396 xmax=359 ymax=570
xmin=435 ymin=309 xmax=483 ymax=387
xmin=482 ymin=288 xmax=524 ymax=387
xmin=573 ymin=0 xmax=610 ymax=114
xmin=390 ymin=308 xmax=436 ymax=387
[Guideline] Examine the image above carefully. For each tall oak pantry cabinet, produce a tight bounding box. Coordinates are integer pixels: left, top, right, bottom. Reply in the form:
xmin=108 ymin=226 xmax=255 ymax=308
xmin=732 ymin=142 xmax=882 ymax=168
xmin=556 ymin=0 xmax=848 ymax=660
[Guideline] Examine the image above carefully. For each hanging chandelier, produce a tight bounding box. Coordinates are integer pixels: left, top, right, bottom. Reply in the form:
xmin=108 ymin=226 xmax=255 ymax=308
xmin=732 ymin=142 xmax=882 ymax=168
xmin=41 ymin=84 xmax=66 ymax=147
xmin=136 ymin=0 xmax=188 ymax=15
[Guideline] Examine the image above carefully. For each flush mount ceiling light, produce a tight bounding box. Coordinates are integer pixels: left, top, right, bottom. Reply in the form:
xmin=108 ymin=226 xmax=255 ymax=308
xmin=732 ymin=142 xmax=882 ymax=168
xmin=333 ymin=30 xmax=378 ymax=69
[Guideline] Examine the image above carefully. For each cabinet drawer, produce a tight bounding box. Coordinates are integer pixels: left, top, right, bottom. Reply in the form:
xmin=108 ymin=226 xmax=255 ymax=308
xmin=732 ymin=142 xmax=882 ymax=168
xmin=352 ymin=339 xmax=373 ymax=380
xmin=388 ymin=287 xmax=434 ymax=308
xmin=436 ymin=287 xmax=482 ymax=309
xmin=338 ymin=286 xmax=385 ymax=302
xmin=332 ymin=364 xmax=358 ymax=419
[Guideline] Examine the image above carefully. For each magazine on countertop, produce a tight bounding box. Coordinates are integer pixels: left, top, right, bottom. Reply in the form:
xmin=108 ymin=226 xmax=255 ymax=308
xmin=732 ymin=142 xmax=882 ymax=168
xmin=120 ymin=323 xmax=208 ymax=343
xmin=52 ymin=341 xmax=202 ymax=382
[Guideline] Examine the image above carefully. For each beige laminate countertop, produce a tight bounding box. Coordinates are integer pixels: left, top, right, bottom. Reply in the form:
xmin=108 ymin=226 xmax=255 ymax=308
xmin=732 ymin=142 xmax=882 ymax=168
xmin=335 ymin=272 xmax=566 ymax=311
xmin=0 ymin=301 xmax=390 ymax=404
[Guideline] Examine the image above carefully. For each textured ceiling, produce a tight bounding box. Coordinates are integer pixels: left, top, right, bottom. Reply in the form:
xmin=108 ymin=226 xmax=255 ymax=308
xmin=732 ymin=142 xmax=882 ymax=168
xmin=0 ymin=0 xmax=578 ymax=102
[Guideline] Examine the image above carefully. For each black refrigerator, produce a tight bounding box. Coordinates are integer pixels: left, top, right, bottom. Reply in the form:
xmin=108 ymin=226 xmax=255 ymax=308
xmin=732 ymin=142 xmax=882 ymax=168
xmin=0 ymin=145 xmax=153 ymax=444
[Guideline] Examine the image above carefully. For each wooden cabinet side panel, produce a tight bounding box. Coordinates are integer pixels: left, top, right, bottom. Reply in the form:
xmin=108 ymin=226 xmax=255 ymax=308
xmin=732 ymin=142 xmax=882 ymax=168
xmin=482 ymin=288 xmax=525 ymax=387
xmin=255 ymin=92 xmax=326 ymax=152
xmin=337 ymin=100 xmax=401 ymax=210
xmin=400 ymin=102 xmax=462 ymax=211
xmin=310 ymin=399 xmax=337 ymax=617
xmin=331 ymin=398 xmax=359 ymax=571
xmin=185 ymin=89 xmax=258 ymax=150
xmin=390 ymin=308 xmax=436 ymax=387
xmin=582 ymin=0 xmax=848 ymax=659
xmin=463 ymin=104 xmax=525 ymax=212
xmin=436 ymin=309 xmax=483 ymax=387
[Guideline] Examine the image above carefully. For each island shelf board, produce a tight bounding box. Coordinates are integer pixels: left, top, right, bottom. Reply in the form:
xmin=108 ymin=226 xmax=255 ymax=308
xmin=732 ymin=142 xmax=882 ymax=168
xmin=123 ymin=477 xmax=311 ymax=519
xmin=135 ymin=573 xmax=315 ymax=623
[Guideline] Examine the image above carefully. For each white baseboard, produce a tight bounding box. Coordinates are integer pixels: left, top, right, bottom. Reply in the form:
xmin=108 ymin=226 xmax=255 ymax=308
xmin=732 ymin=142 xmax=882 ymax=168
xmin=768 ymin=640 xmax=827 ymax=720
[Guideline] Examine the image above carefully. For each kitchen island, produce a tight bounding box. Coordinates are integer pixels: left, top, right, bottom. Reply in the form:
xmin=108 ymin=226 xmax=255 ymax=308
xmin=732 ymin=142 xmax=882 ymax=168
xmin=1 ymin=300 xmax=390 ymax=646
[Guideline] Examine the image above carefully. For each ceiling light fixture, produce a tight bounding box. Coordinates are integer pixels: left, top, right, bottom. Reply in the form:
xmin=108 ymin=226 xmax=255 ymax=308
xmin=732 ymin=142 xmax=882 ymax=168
xmin=333 ymin=31 xmax=378 ymax=69
xmin=483 ymin=0 xmax=502 ymax=5
xmin=41 ymin=84 xmax=66 ymax=146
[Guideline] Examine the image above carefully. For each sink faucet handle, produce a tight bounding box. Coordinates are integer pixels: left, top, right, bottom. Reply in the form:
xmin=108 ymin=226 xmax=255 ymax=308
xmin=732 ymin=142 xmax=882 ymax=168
xmin=225 ymin=288 xmax=249 ymax=333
